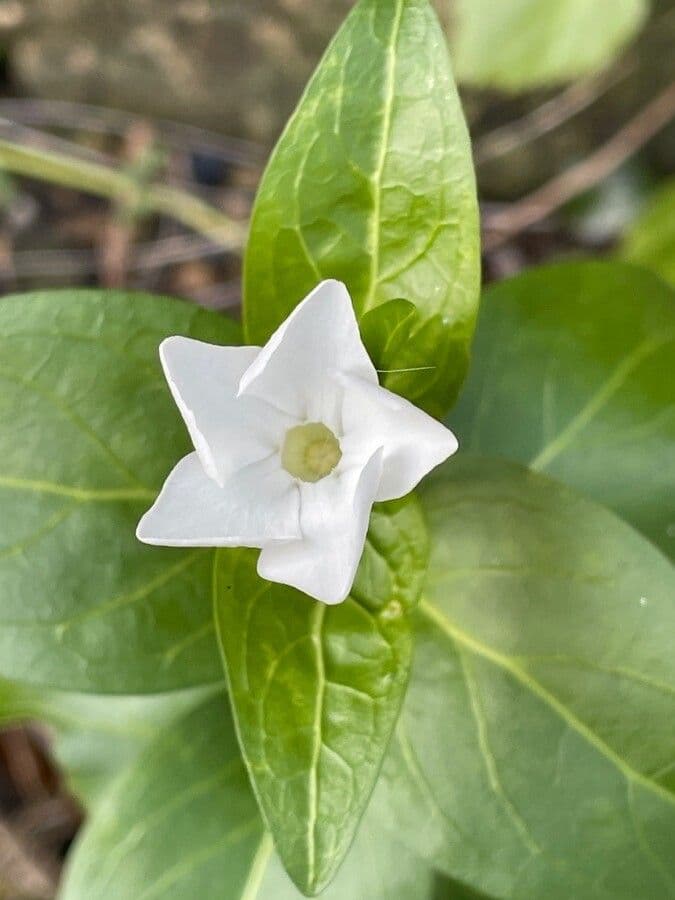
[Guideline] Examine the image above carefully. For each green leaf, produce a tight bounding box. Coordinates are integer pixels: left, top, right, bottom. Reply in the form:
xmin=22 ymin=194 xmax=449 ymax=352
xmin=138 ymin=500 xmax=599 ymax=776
xmin=214 ymin=497 xmax=428 ymax=896
xmin=61 ymin=691 xmax=446 ymax=900
xmin=380 ymin=456 xmax=675 ymax=899
xmin=621 ymin=179 xmax=675 ymax=286
xmin=360 ymin=298 xmax=466 ymax=418
xmin=243 ymin=0 xmax=479 ymax=412
xmin=0 ymin=679 xmax=212 ymax=808
xmin=451 ymin=0 xmax=647 ymax=91
xmin=259 ymin=819 xmax=441 ymax=900
xmin=0 ymin=290 xmax=239 ymax=692
xmin=60 ymin=693 xmax=268 ymax=900
xmin=451 ymin=262 xmax=675 ymax=560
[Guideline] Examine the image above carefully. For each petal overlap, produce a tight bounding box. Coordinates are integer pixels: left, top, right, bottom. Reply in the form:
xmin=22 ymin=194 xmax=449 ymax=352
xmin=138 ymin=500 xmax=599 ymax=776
xmin=160 ymin=337 xmax=294 ymax=486
xmin=238 ymin=280 xmax=378 ymax=424
xmin=138 ymin=280 xmax=458 ymax=603
xmin=257 ymin=449 xmax=384 ymax=604
xmin=339 ymin=373 xmax=458 ymax=502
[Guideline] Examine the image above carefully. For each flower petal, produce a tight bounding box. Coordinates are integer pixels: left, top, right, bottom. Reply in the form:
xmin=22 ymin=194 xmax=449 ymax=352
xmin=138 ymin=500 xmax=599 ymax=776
xmin=239 ymin=280 xmax=377 ymax=423
xmin=160 ymin=337 xmax=295 ymax=487
xmin=339 ymin=374 xmax=458 ymax=501
xmin=256 ymin=448 xmax=383 ymax=604
xmin=136 ymin=452 xmax=300 ymax=547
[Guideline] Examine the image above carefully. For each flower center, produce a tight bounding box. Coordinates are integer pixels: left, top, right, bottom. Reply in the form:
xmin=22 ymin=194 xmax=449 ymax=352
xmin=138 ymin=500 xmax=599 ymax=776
xmin=281 ymin=422 xmax=342 ymax=483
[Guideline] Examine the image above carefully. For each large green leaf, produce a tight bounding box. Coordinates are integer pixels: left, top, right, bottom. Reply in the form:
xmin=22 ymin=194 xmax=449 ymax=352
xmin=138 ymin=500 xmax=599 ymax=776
xmin=60 ymin=693 xmax=266 ymax=900
xmin=259 ymin=811 xmax=441 ymax=900
xmin=0 ymin=679 xmax=212 ymax=808
xmin=214 ymin=496 xmax=428 ymax=895
xmin=0 ymin=290 xmax=238 ymax=692
xmin=379 ymin=457 xmax=675 ymax=898
xmin=60 ymin=691 xmax=445 ymax=900
xmin=243 ymin=0 xmax=479 ymax=414
xmin=621 ymin=179 xmax=675 ymax=286
xmin=451 ymin=0 xmax=647 ymax=91
xmin=451 ymin=262 xmax=675 ymax=560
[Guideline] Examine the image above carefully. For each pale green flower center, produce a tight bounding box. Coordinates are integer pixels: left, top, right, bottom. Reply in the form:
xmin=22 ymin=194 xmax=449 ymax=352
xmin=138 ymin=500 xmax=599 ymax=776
xmin=281 ymin=422 xmax=342 ymax=483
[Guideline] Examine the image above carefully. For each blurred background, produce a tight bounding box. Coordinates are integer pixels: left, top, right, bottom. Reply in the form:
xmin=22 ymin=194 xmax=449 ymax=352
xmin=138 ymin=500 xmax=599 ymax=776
xmin=0 ymin=0 xmax=673 ymax=895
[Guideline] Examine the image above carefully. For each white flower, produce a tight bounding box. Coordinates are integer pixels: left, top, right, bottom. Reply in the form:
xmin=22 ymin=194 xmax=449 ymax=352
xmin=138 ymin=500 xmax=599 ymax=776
xmin=137 ymin=281 xmax=457 ymax=604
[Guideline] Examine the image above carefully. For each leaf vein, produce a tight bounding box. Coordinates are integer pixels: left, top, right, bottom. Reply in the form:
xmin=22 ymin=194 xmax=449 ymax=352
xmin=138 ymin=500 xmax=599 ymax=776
xmin=530 ymin=332 xmax=674 ymax=471
xmin=0 ymin=366 xmax=150 ymax=490
xmin=626 ymin=780 xmax=675 ymax=893
xmin=419 ymin=598 xmax=675 ymax=809
xmin=307 ymin=602 xmax=327 ymax=889
xmin=363 ymin=0 xmax=405 ymax=314
xmin=455 ymin=644 xmax=541 ymax=856
xmin=0 ymin=475 xmax=155 ymax=502
xmin=0 ymin=503 xmax=77 ymax=560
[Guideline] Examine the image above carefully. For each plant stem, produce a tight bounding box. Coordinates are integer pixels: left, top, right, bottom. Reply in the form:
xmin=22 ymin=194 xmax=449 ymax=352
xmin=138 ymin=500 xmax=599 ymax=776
xmin=0 ymin=137 xmax=246 ymax=249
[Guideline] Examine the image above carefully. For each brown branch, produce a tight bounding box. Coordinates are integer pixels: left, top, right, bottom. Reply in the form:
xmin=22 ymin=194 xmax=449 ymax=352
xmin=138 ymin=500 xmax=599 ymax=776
xmin=8 ymin=234 xmax=233 ymax=280
xmin=0 ymin=99 xmax=265 ymax=168
xmin=0 ymin=820 xmax=56 ymax=899
xmin=483 ymin=81 xmax=675 ymax=251
xmin=475 ymin=61 xmax=634 ymax=166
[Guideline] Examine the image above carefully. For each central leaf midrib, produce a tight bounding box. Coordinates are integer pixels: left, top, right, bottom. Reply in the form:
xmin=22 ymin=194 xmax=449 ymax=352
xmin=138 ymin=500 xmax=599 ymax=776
xmin=0 ymin=475 xmax=155 ymax=502
xmin=306 ymin=601 xmax=327 ymax=889
xmin=418 ymin=597 xmax=675 ymax=809
xmin=362 ymin=0 xmax=405 ymax=315
xmin=529 ymin=331 xmax=674 ymax=472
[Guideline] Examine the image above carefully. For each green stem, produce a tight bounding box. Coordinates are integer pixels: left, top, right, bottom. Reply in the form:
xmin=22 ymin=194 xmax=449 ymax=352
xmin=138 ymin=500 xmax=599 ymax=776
xmin=0 ymin=138 xmax=246 ymax=248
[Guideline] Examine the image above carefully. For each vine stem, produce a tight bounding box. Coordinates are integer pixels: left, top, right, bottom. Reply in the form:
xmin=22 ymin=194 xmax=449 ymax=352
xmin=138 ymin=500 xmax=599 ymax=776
xmin=0 ymin=137 xmax=247 ymax=249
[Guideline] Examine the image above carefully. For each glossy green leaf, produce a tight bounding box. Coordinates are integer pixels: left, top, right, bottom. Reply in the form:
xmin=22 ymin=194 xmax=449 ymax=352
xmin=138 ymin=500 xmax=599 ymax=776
xmin=451 ymin=262 xmax=675 ymax=560
xmin=360 ymin=298 xmax=464 ymax=418
xmin=259 ymin=819 xmax=441 ymax=900
xmin=451 ymin=0 xmax=647 ymax=91
xmin=61 ymin=691 xmax=445 ymax=900
xmin=60 ymin=693 xmax=267 ymax=900
xmin=214 ymin=497 xmax=428 ymax=896
xmin=0 ymin=679 xmax=212 ymax=808
xmin=244 ymin=0 xmax=480 ymax=412
xmin=380 ymin=457 xmax=675 ymax=898
xmin=621 ymin=179 xmax=675 ymax=286
xmin=0 ymin=290 xmax=239 ymax=692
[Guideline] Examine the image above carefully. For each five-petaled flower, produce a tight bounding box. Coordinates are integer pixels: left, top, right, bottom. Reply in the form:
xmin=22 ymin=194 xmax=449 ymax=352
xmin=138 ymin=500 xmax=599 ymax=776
xmin=137 ymin=281 xmax=458 ymax=603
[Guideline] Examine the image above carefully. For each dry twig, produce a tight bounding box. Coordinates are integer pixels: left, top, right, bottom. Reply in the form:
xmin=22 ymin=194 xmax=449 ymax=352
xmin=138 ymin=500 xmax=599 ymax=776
xmin=0 ymin=820 xmax=56 ymax=900
xmin=482 ymin=81 xmax=675 ymax=251
xmin=475 ymin=61 xmax=635 ymax=166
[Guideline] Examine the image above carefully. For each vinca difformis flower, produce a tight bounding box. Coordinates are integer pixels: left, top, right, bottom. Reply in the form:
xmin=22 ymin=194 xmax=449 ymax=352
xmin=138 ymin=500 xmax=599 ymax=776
xmin=137 ymin=281 xmax=457 ymax=603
